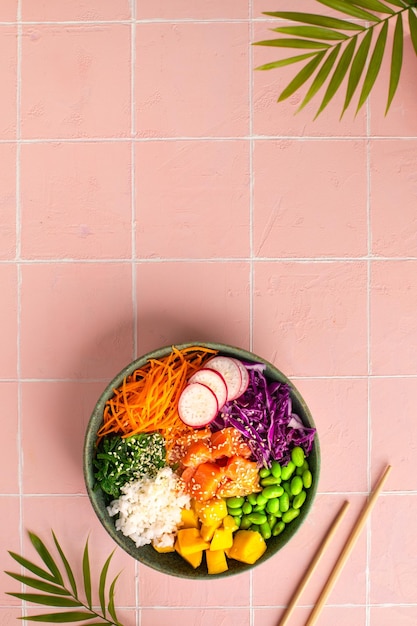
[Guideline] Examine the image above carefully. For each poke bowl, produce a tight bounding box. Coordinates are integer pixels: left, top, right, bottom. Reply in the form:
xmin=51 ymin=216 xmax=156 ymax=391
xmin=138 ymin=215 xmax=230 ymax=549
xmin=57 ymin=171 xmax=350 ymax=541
xmin=83 ymin=342 xmax=320 ymax=579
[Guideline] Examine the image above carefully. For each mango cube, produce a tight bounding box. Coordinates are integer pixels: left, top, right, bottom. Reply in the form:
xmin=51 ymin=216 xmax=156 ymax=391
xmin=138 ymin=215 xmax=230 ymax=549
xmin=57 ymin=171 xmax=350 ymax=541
xmin=181 ymin=507 xmax=200 ymax=529
xmin=174 ymin=540 xmax=203 ymax=569
xmin=176 ymin=528 xmax=210 ymax=555
xmin=194 ymin=497 xmax=228 ymax=525
xmin=206 ymin=549 xmax=228 ymax=575
xmin=200 ymin=521 xmax=222 ymax=542
xmin=210 ymin=528 xmax=233 ymax=552
xmin=222 ymin=514 xmax=239 ymax=532
xmin=228 ymin=530 xmax=267 ymax=565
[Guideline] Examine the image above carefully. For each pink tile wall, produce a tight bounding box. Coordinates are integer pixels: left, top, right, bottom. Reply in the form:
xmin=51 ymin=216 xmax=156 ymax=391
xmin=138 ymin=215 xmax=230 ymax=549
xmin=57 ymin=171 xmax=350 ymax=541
xmin=2 ymin=2 xmax=417 ymax=626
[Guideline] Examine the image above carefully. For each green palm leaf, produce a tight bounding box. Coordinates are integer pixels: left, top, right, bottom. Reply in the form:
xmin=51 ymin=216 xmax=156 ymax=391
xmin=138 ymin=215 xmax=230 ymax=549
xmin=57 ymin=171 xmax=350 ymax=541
xmin=384 ymin=0 xmax=409 ymax=7
xmin=29 ymin=532 xmax=64 ymax=586
xmin=107 ymin=574 xmax=122 ymax=626
xmin=386 ymin=12 xmax=404 ymax=112
xmin=21 ymin=611 xmax=97 ymax=623
xmin=298 ymin=45 xmax=342 ymax=110
xmin=357 ymin=20 xmax=389 ymax=111
xmin=256 ymin=52 xmax=317 ymax=71
xmin=98 ymin=551 xmax=115 ymax=618
xmin=315 ymin=36 xmax=358 ymax=117
xmin=52 ymin=531 xmax=78 ymax=597
xmin=8 ymin=593 xmax=81 ymax=608
xmin=263 ymin=11 xmax=366 ymax=30
xmin=316 ymin=0 xmax=381 ymax=21
xmin=255 ymin=38 xmax=331 ymax=49
xmin=278 ymin=51 xmax=326 ymax=101
xmin=6 ymin=531 xmax=124 ymax=625
xmin=272 ymin=25 xmax=349 ymax=40
xmin=8 ymin=551 xmax=58 ymax=584
xmin=4 ymin=572 xmax=70 ymax=596
xmin=409 ymin=8 xmax=417 ymax=55
xmin=350 ymin=0 xmax=395 ymax=14
xmin=342 ymin=28 xmax=373 ymax=115
xmin=82 ymin=539 xmax=92 ymax=610
xmin=254 ymin=0 xmax=417 ymax=117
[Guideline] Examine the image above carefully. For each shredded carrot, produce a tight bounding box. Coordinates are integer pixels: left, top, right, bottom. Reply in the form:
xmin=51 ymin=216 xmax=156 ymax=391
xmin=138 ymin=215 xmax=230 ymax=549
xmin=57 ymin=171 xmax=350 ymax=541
xmin=96 ymin=345 xmax=217 ymax=447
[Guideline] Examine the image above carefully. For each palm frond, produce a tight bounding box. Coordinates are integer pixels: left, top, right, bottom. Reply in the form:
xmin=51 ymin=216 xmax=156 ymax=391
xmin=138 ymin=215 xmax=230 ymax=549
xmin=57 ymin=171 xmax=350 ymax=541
xmin=315 ymin=36 xmax=358 ymax=117
xmin=342 ymin=28 xmax=373 ymax=115
xmin=298 ymin=45 xmax=342 ymax=110
xmin=255 ymin=0 xmax=417 ymax=117
xmin=278 ymin=51 xmax=327 ymax=101
xmin=82 ymin=538 xmax=92 ymax=610
xmin=408 ymin=7 xmax=417 ymax=55
xmin=386 ymin=13 xmax=404 ymax=113
xmin=356 ymin=20 xmax=389 ymax=112
xmin=5 ymin=530 xmax=124 ymax=625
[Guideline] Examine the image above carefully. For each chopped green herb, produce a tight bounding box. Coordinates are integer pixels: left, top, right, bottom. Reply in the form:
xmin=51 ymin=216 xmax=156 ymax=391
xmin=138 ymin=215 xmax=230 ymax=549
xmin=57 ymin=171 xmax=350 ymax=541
xmin=94 ymin=432 xmax=166 ymax=499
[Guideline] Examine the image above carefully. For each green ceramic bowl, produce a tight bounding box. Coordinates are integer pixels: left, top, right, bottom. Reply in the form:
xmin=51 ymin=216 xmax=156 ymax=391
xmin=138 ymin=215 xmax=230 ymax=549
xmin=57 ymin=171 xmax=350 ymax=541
xmin=83 ymin=342 xmax=320 ymax=579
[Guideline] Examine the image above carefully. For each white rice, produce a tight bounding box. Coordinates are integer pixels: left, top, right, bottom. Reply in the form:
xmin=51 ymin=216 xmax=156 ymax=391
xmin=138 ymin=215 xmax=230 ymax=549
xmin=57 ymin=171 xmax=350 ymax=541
xmin=107 ymin=467 xmax=190 ymax=548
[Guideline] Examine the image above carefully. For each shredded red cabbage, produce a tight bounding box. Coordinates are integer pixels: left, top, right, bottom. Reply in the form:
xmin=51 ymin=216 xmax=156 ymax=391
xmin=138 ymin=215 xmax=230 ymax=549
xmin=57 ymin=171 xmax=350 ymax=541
xmin=211 ymin=362 xmax=316 ymax=468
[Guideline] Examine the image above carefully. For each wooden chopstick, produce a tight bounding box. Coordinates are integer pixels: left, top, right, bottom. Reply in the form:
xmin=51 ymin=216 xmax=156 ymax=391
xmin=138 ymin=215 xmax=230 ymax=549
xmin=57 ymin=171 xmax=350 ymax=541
xmin=278 ymin=500 xmax=350 ymax=626
xmin=305 ymin=464 xmax=392 ymax=626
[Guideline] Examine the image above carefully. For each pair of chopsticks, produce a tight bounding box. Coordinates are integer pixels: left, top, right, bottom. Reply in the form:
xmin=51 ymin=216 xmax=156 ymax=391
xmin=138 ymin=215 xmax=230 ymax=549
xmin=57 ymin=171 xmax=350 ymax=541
xmin=278 ymin=464 xmax=392 ymax=626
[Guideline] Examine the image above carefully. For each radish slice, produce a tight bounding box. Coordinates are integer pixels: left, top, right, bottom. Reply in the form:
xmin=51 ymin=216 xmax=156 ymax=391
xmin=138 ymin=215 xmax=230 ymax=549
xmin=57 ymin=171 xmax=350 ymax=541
xmin=178 ymin=382 xmax=219 ymax=428
xmin=188 ymin=368 xmax=228 ymax=410
xmin=231 ymin=358 xmax=249 ymax=398
xmin=205 ymin=356 xmax=242 ymax=401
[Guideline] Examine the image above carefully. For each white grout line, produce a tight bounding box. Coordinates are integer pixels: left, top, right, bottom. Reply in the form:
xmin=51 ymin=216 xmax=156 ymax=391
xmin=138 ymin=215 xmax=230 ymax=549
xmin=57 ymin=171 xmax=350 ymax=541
xmin=2 ymin=373 xmax=417 ymax=383
xmin=248 ymin=8 xmax=254 ymax=625
xmin=1 ymin=256 xmax=417 ymax=265
xmin=249 ymin=4 xmax=254 ymax=356
xmin=15 ymin=2 xmax=24 ymax=623
xmin=365 ymin=89 xmax=372 ymax=626
xmin=131 ymin=12 xmax=138 ymax=365
xmin=0 ymin=16 xmax=368 ymax=26
xmin=129 ymin=4 xmax=140 ymax=625
xmin=1 ymin=135 xmax=416 ymax=143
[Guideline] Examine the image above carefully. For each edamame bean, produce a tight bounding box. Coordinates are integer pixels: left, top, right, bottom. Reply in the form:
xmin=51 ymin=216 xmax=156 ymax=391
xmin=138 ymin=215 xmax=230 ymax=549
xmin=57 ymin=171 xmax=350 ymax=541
xmin=259 ymin=467 xmax=270 ymax=478
xmin=303 ymin=470 xmax=313 ymax=489
xmin=247 ymin=512 xmax=267 ymax=526
xmin=295 ymin=466 xmax=304 ymax=476
xmin=227 ymin=496 xmax=245 ymax=509
xmin=266 ymin=498 xmax=280 ymax=515
xmin=248 ymin=493 xmax=258 ymax=506
xmin=272 ymin=521 xmax=285 ymax=536
xmin=260 ymin=521 xmax=272 ymax=540
xmin=281 ymin=461 xmax=295 ymax=481
xmin=267 ymin=514 xmax=277 ymax=530
xmin=291 ymin=446 xmax=305 ymax=468
xmin=279 ymin=492 xmax=290 ymax=513
xmin=282 ymin=508 xmax=300 ymax=524
xmin=293 ymin=490 xmax=307 ymax=509
xmin=256 ymin=493 xmax=268 ymax=507
xmin=233 ymin=516 xmax=242 ymax=528
xmin=261 ymin=475 xmax=281 ymax=486
xmin=290 ymin=476 xmax=303 ymax=496
xmin=262 ymin=485 xmax=284 ymax=500
xmin=242 ymin=502 xmax=253 ymax=515
xmin=253 ymin=504 xmax=266 ymax=513
xmin=271 ymin=460 xmax=282 ymax=479
xmin=249 ymin=524 xmax=260 ymax=533
xmin=240 ymin=516 xmax=252 ymax=530
xmin=229 ymin=507 xmax=243 ymax=517
xmin=282 ymin=482 xmax=292 ymax=495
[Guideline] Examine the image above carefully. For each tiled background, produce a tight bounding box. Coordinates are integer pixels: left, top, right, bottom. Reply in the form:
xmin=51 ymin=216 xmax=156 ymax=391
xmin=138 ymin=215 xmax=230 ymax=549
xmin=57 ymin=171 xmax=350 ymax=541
xmin=1 ymin=1 xmax=417 ymax=625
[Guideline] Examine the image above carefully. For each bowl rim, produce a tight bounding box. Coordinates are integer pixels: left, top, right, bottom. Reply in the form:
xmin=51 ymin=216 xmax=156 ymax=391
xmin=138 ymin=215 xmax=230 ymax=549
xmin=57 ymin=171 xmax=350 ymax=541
xmin=83 ymin=341 xmax=321 ymax=579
